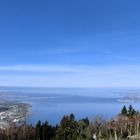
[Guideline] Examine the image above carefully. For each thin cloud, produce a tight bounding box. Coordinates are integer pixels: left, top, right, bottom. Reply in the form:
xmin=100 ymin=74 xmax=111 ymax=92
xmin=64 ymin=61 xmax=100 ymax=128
xmin=0 ymin=64 xmax=140 ymax=74
xmin=48 ymin=48 xmax=80 ymax=54
xmin=26 ymin=48 xmax=80 ymax=56
xmin=0 ymin=65 xmax=85 ymax=73
xmin=0 ymin=64 xmax=140 ymax=88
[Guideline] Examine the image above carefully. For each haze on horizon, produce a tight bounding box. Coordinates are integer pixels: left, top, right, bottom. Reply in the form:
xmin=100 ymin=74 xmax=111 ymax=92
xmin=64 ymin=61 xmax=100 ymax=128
xmin=0 ymin=0 xmax=140 ymax=88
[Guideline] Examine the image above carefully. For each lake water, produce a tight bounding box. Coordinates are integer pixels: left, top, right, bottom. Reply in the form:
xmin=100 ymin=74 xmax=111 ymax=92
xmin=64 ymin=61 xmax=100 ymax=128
xmin=0 ymin=87 xmax=140 ymax=125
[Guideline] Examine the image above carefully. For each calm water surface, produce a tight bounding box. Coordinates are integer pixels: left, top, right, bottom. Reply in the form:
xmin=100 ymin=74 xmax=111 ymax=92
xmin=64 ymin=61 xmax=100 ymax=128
xmin=0 ymin=87 xmax=140 ymax=125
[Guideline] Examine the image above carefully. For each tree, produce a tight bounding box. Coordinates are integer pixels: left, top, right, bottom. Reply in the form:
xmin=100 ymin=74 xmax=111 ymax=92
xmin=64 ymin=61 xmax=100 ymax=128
xmin=41 ymin=121 xmax=56 ymax=140
xmin=36 ymin=120 xmax=42 ymax=140
xmin=91 ymin=116 xmax=106 ymax=139
xmin=128 ymin=105 xmax=136 ymax=116
xmin=121 ymin=105 xmax=127 ymax=116
xmin=55 ymin=114 xmax=78 ymax=140
xmin=78 ymin=117 xmax=90 ymax=140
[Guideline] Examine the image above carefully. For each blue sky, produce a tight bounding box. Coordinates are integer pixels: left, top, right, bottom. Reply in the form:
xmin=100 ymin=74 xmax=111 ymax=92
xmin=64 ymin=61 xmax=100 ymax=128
xmin=0 ymin=0 xmax=140 ymax=87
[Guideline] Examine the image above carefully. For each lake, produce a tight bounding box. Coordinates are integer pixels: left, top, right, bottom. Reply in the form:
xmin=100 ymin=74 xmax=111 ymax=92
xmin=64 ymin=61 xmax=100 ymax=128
xmin=0 ymin=87 xmax=140 ymax=125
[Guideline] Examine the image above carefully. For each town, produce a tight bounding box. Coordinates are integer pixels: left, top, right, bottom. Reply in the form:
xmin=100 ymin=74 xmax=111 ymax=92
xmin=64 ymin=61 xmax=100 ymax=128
xmin=0 ymin=102 xmax=31 ymax=129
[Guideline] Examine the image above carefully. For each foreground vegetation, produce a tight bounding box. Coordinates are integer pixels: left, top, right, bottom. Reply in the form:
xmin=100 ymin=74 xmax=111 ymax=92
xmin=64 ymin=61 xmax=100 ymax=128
xmin=0 ymin=105 xmax=140 ymax=140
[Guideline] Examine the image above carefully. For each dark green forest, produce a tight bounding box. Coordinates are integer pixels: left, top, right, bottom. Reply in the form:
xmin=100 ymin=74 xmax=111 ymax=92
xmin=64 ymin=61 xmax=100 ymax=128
xmin=0 ymin=105 xmax=140 ymax=140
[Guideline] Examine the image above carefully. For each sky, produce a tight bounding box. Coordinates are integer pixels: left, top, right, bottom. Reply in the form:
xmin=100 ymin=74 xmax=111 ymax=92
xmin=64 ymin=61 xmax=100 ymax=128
xmin=0 ymin=0 xmax=140 ymax=87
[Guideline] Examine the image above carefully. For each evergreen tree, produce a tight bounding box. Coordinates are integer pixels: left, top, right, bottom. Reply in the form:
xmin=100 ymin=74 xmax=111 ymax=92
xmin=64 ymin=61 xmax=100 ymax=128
xmin=36 ymin=120 xmax=42 ymax=140
xmin=128 ymin=105 xmax=136 ymax=116
xmin=121 ymin=105 xmax=127 ymax=116
xmin=55 ymin=114 xmax=78 ymax=140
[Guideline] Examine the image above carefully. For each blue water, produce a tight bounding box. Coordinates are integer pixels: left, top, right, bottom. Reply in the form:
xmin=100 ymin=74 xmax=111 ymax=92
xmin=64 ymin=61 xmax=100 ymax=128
xmin=0 ymin=87 xmax=140 ymax=125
